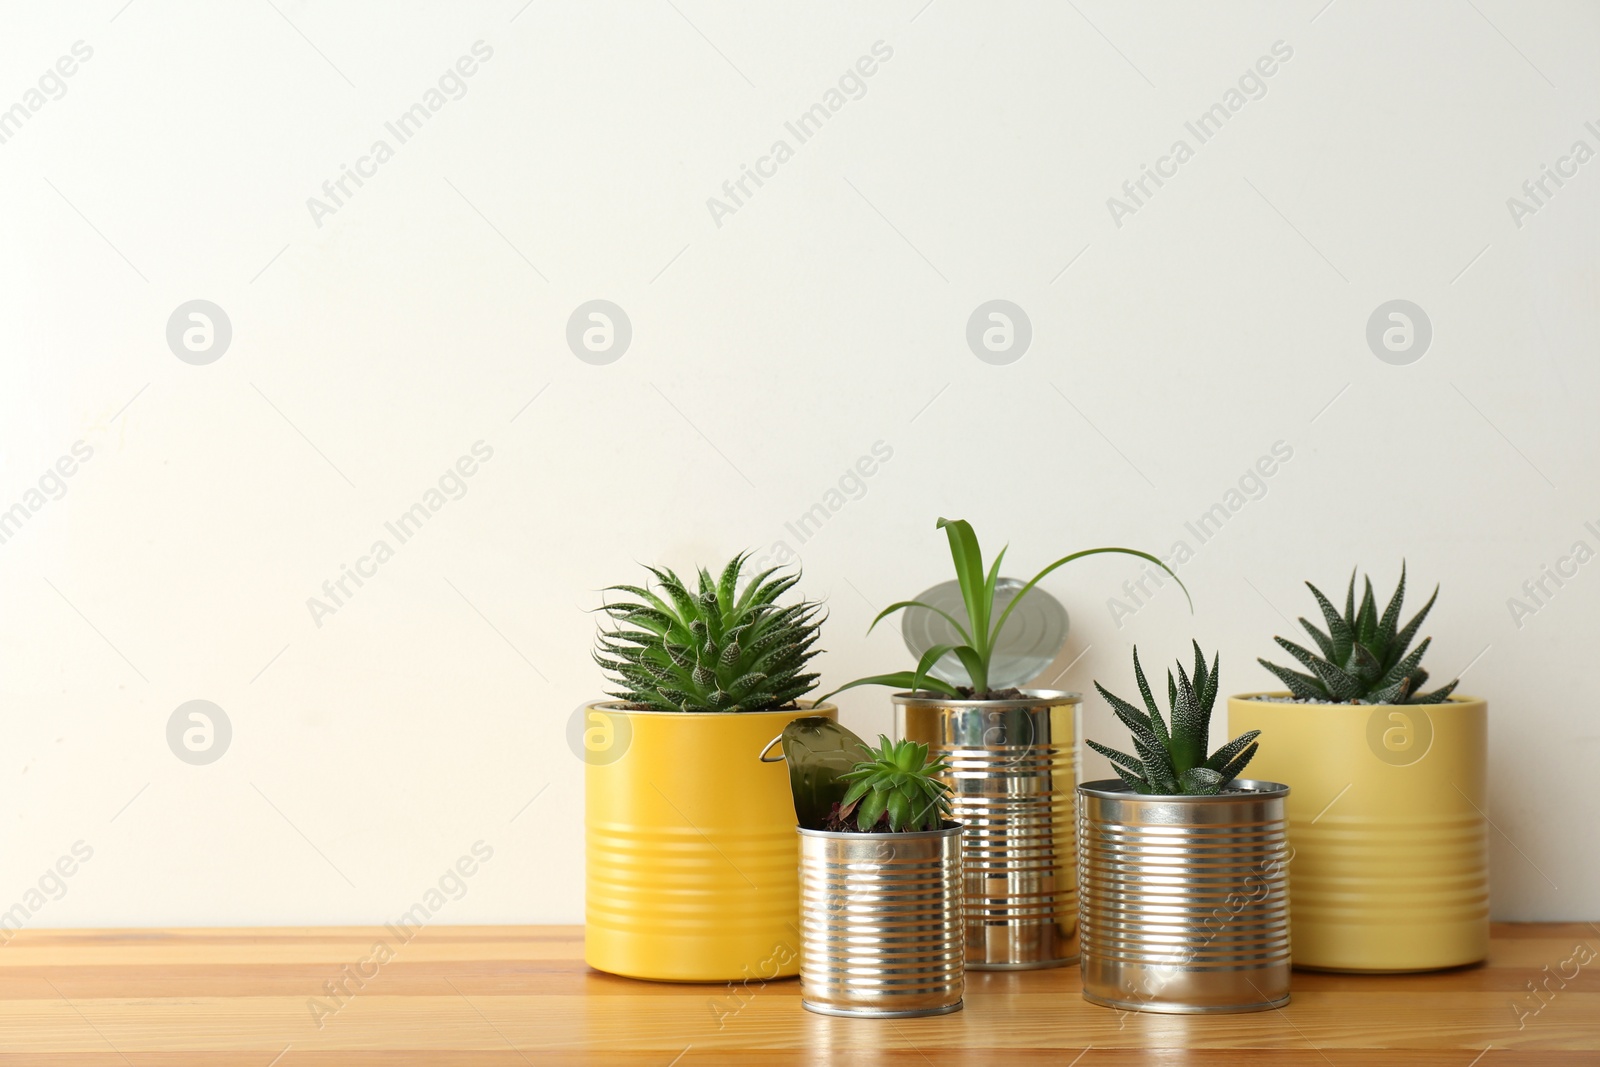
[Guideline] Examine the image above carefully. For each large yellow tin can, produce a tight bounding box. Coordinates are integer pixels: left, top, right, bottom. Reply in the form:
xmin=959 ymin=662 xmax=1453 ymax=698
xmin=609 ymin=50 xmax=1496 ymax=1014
xmin=1229 ymin=694 xmax=1489 ymax=972
xmin=583 ymin=701 xmax=835 ymax=982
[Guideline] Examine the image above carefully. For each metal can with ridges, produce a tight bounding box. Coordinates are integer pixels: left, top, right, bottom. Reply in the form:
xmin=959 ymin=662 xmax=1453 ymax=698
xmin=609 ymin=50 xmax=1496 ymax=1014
xmin=1077 ymin=778 xmax=1292 ymax=1014
xmin=895 ymin=690 xmax=1081 ymax=969
xmin=797 ymin=822 xmax=964 ymax=1018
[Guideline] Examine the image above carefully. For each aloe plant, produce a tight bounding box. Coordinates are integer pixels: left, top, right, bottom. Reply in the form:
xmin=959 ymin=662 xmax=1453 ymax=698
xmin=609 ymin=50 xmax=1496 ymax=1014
xmin=839 ymin=736 xmax=953 ymax=832
xmin=1088 ymin=643 xmax=1259 ymax=796
xmin=1258 ymin=564 xmax=1458 ymax=704
xmin=820 ymin=517 xmax=1187 ymax=702
xmin=594 ymin=554 xmax=822 ymax=712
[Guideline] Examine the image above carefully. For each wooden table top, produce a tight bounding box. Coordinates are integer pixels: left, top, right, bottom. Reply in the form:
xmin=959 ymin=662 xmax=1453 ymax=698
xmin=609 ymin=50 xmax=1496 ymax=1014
xmin=0 ymin=923 xmax=1595 ymax=1064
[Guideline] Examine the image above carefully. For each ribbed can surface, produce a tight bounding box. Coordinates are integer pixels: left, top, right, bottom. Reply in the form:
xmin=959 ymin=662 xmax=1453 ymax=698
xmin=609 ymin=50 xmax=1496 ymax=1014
xmin=1077 ymin=779 xmax=1291 ymax=1014
xmin=1228 ymin=695 xmax=1489 ymax=972
xmin=896 ymin=691 xmax=1080 ymax=969
xmin=584 ymin=703 xmax=834 ymax=982
xmin=797 ymin=823 xmax=964 ymax=1018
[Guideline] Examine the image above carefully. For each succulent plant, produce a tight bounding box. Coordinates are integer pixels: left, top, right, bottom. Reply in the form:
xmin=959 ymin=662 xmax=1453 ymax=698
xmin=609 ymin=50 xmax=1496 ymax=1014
xmin=839 ymin=736 xmax=953 ymax=832
xmin=1258 ymin=564 xmax=1458 ymax=705
xmin=595 ymin=553 xmax=822 ymax=712
xmin=1088 ymin=643 xmax=1259 ymax=796
xmin=820 ymin=517 xmax=1188 ymax=701
xmin=775 ymin=716 xmax=868 ymax=831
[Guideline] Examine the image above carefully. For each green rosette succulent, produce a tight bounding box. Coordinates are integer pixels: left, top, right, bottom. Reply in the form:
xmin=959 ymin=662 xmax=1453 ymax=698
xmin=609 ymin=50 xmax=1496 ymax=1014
xmin=1089 ymin=642 xmax=1259 ymax=796
xmin=838 ymin=736 xmax=953 ymax=832
xmin=1258 ymin=564 xmax=1458 ymax=704
xmin=595 ymin=553 xmax=822 ymax=712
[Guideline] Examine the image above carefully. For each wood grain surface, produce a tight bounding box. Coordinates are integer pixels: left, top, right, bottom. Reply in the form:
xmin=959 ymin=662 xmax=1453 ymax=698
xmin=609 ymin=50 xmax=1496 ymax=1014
xmin=0 ymin=923 xmax=1595 ymax=1064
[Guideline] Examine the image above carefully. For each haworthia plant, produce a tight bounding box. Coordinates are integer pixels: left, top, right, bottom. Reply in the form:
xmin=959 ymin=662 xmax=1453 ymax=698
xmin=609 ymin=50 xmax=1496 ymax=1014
xmin=1088 ymin=642 xmax=1259 ymax=796
xmin=594 ymin=553 xmax=822 ymax=712
xmin=1258 ymin=564 xmax=1458 ymax=705
xmin=838 ymin=736 xmax=953 ymax=832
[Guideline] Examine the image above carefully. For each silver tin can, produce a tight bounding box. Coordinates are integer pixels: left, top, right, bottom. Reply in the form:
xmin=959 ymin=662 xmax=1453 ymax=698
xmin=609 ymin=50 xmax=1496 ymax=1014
xmin=797 ymin=823 xmax=964 ymax=1018
xmin=895 ymin=690 xmax=1081 ymax=969
xmin=1077 ymin=778 xmax=1292 ymax=1014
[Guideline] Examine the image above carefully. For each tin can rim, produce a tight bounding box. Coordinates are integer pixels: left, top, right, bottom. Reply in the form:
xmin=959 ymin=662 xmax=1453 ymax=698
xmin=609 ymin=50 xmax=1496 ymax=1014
xmin=1229 ymin=690 xmax=1484 ymax=709
xmin=586 ymin=699 xmax=836 ymax=718
xmin=797 ymin=820 xmax=964 ymax=840
xmin=890 ymin=688 xmax=1080 ymax=710
xmin=1077 ymin=777 xmax=1289 ymax=801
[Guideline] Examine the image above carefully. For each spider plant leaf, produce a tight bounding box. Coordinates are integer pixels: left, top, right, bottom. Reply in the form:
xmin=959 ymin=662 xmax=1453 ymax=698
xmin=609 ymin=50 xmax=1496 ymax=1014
xmin=909 ymin=643 xmax=958 ymax=696
xmin=936 ymin=518 xmax=990 ymax=655
xmin=813 ymin=670 xmax=963 ymax=705
xmin=993 ymin=547 xmax=1191 ymax=659
xmin=982 ymin=544 xmax=1008 ymax=646
xmin=868 ymin=599 xmax=973 ymax=646
xmin=952 ymin=646 xmax=989 ymax=692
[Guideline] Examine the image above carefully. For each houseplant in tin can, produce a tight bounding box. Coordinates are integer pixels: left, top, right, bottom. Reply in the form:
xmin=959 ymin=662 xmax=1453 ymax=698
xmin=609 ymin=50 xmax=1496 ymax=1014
xmin=1078 ymin=643 xmax=1291 ymax=1013
xmin=821 ymin=517 xmax=1186 ymax=970
xmin=1230 ymin=565 xmax=1487 ymax=972
xmin=584 ymin=554 xmax=835 ymax=982
xmin=768 ymin=716 xmax=964 ymax=1018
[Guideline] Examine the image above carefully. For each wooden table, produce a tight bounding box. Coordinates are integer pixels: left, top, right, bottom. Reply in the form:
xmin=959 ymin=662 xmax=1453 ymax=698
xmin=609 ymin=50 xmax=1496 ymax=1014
xmin=0 ymin=924 xmax=1595 ymax=1064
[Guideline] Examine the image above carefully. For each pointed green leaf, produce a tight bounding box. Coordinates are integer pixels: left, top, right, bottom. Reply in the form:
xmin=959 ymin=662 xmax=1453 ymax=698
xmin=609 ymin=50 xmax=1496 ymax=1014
xmin=1203 ymin=729 xmax=1261 ymax=773
xmin=1216 ymin=740 xmax=1259 ymax=783
xmin=935 ymin=518 xmax=989 ymax=656
xmin=1307 ymin=581 xmax=1354 ymax=664
xmin=1179 ymin=766 xmax=1225 ymax=795
xmin=1258 ymin=658 xmax=1328 ymax=701
xmin=867 ymin=599 xmax=973 ymax=646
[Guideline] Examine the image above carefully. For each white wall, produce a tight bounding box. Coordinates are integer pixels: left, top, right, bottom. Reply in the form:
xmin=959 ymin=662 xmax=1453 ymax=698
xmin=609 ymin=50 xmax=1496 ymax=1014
xmin=1 ymin=0 xmax=1595 ymax=928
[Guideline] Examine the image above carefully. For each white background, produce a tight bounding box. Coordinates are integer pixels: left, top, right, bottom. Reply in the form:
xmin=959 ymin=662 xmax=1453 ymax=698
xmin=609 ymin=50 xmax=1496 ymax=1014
xmin=0 ymin=0 xmax=1595 ymax=927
